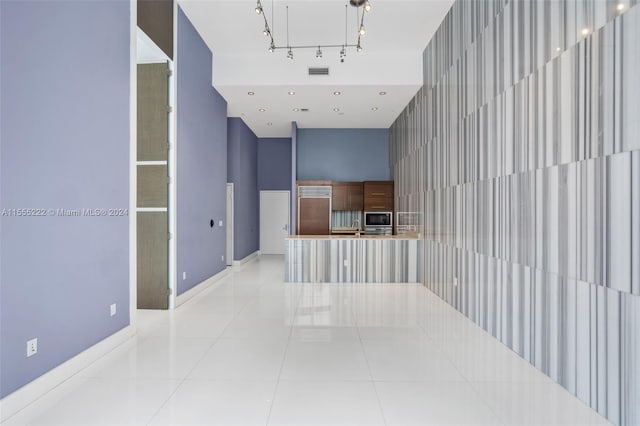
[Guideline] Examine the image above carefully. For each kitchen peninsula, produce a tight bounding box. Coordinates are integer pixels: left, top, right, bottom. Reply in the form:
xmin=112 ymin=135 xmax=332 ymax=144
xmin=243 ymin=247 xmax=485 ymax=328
xmin=285 ymin=234 xmax=420 ymax=283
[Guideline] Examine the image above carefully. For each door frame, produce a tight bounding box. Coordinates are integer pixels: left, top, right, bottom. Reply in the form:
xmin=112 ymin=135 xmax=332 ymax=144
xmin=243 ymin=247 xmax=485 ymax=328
xmin=226 ymin=183 xmax=234 ymax=266
xmin=259 ymin=190 xmax=291 ymax=254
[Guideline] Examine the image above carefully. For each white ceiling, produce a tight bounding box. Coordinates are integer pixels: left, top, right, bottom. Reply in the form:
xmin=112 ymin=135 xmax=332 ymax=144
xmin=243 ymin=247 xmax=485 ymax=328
xmin=177 ymin=0 xmax=453 ymax=137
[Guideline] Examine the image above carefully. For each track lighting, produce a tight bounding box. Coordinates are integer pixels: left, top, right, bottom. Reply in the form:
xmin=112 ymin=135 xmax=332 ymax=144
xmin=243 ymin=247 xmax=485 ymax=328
xmin=254 ymin=0 xmax=371 ymax=60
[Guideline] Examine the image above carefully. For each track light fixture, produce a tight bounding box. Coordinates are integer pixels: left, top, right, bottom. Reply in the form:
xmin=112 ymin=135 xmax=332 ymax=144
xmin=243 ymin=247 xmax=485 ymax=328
xmin=254 ymin=0 xmax=371 ymax=61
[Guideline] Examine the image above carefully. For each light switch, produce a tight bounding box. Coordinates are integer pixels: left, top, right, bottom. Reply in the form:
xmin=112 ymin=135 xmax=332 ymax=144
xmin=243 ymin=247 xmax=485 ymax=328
xmin=219 ymin=220 xmax=223 ymax=227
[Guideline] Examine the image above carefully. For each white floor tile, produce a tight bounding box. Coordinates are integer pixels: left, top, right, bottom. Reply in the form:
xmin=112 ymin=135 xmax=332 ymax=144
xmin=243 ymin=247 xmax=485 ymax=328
xmin=295 ymin=285 xmax=358 ymax=327
xmin=188 ymin=338 xmax=288 ymax=380
xmin=268 ymin=380 xmax=385 ymax=426
xmin=290 ymin=326 xmax=361 ymax=342
xmin=5 ymin=377 xmax=180 ymax=426
xmin=220 ymin=312 xmax=294 ymax=340
xmin=5 ymin=256 xmax=610 ymax=426
xmin=280 ymin=340 xmax=371 ymax=381
xmin=362 ymin=337 xmax=464 ymax=382
xmin=141 ymin=311 xmax=235 ymax=340
xmin=470 ymin=382 xmax=612 ymax=425
xmin=375 ymin=381 xmax=503 ymax=426
xmin=439 ymin=336 xmax=552 ymax=383
xmin=149 ymin=380 xmax=277 ymax=425
xmin=78 ymin=336 xmax=214 ymax=380
xmin=357 ymin=325 xmax=428 ymax=341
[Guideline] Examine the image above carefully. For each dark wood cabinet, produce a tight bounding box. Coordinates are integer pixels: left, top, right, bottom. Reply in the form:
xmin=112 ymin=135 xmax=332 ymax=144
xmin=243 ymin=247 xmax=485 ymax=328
xmin=363 ymin=181 xmax=394 ymax=211
xmin=298 ymin=198 xmax=330 ymax=235
xmin=332 ymin=182 xmax=363 ymax=211
xmin=295 ymin=180 xmax=393 ymax=235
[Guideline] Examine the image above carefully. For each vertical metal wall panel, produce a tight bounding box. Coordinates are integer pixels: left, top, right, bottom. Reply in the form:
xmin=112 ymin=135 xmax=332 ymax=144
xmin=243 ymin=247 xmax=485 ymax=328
xmin=391 ymin=1 xmax=640 ymax=424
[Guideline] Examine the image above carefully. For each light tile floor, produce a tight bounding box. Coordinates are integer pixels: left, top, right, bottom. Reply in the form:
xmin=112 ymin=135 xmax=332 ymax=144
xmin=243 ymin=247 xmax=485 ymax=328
xmin=4 ymin=255 xmax=611 ymax=425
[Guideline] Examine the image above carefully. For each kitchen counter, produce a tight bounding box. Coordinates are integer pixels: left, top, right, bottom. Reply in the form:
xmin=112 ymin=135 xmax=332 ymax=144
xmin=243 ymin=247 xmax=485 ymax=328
xmin=287 ymin=234 xmax=419 ymax=240
xmin=285 ymin=234 xmax=420 ymax=283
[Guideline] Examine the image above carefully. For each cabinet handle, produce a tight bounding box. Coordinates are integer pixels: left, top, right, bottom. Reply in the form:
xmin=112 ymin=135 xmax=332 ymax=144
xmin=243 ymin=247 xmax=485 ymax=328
xmin=371 ymin=192 xmax=386 ymax=196
xmin=372 ymin=205 xmax=386 ymax=209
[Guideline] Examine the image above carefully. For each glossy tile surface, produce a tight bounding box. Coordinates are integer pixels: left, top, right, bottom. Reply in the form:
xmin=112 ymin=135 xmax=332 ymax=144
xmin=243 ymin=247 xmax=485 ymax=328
xmin=3 ymin=256 xmax=610 ymax=425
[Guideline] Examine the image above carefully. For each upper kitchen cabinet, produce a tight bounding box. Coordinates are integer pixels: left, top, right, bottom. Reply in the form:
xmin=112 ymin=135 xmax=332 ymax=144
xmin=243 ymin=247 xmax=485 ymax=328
xmin=363 ymin=181 xmax=394 ymax=211
xmin=332 ymin=182 xmax=363 ymax=211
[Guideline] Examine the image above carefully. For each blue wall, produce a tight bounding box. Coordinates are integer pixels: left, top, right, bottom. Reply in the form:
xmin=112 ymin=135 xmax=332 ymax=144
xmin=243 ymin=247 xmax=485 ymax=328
xmin=296 ymin=128 xmax=391 ymax=181
xmin=258 ymin=138 xmax=292 ymax=191
xmin=0 ymin=0 xmax=130 ymax=397
xmin=176 ymin=7 xmax=227 ymax=294
xmin=227 ymin=118 xmax=259 ymax=261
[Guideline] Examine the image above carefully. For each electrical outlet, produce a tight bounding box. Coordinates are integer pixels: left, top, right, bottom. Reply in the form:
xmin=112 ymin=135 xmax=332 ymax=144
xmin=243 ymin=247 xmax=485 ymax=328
xmin=221 ymin=255 xmax=224 ymax=262
xmin=343 ymin=259 xmax=349 ymax=267
xmin=182 ymin=272 xmax=186 ymax=280
xmin=453 ymin=277 xmax=458 ymax=287
xmin=218 ymin=220 xmax=223 ymax=227
xmin=27 ymin=338 xmax=37 ymax=357
xmin=110 ymin=303 xmax=117 ymax=316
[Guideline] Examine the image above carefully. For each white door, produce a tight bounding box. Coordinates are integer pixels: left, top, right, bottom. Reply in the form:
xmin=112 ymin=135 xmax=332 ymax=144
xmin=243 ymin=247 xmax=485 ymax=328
xmin=260 ymin=191 xmax=290 ymax=255
xmin=226 ymin=183 xmax=233 ymax=266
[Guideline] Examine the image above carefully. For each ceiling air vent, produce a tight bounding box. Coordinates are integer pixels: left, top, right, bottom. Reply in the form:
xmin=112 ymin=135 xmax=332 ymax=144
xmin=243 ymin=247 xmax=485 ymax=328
xmin=300 ymin=108 xmax=309 ymax=112
xmin=308 ymin=67 xmax=329 ymax=76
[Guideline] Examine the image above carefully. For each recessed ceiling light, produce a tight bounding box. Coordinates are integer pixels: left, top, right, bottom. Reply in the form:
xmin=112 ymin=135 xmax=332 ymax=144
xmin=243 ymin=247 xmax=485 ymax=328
xmin=333 ymin=91 xmax=341 ymax=96
xmin=379 ymin=91 xmax=387 ymax=95
xmin=556 ymin=47 xmax=561 ymax=52
xmin=617 ymin=3 xmax=625 ymax=11
xmin=333 ymin=108 xmax=340 ymax=112
xmin=258 ymin=108 xmax=266 ymax=112
xmin=371 ymin=107 xmax=379 ymax=111
xmin=581 ymin=28 xmax=590 ymax=36
xmin=288 ymin=91 xmax=295 ymax=95
xmin=248 ymin=91 xmax=255 ymax=96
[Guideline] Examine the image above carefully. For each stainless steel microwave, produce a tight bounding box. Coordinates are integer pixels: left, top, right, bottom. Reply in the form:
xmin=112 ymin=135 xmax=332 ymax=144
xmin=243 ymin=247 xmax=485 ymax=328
xmin=364 ymin=211 xmax=392 ymax=227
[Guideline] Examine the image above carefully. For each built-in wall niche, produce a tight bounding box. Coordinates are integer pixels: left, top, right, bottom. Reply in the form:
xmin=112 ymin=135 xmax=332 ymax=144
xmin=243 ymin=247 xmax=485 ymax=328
xmin=136 ymin=61 xmax=171 ymax=310
xmin=136 ymin=20 xmax=176 ymax=310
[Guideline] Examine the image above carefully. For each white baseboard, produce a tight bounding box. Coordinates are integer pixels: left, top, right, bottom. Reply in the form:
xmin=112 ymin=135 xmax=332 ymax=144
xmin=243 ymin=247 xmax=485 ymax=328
xmin=175 ymin=267 xmax=231 ymax=307
xmin=232 ymin=250 xmax=260 ymax=267
xmin=0 ymin=325 xmax=135 ymax=422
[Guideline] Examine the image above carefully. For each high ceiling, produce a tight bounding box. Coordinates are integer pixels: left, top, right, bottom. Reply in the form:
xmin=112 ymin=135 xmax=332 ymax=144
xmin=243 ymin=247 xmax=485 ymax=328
xmin=177 ymin=0 xmax=454 ymax=137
